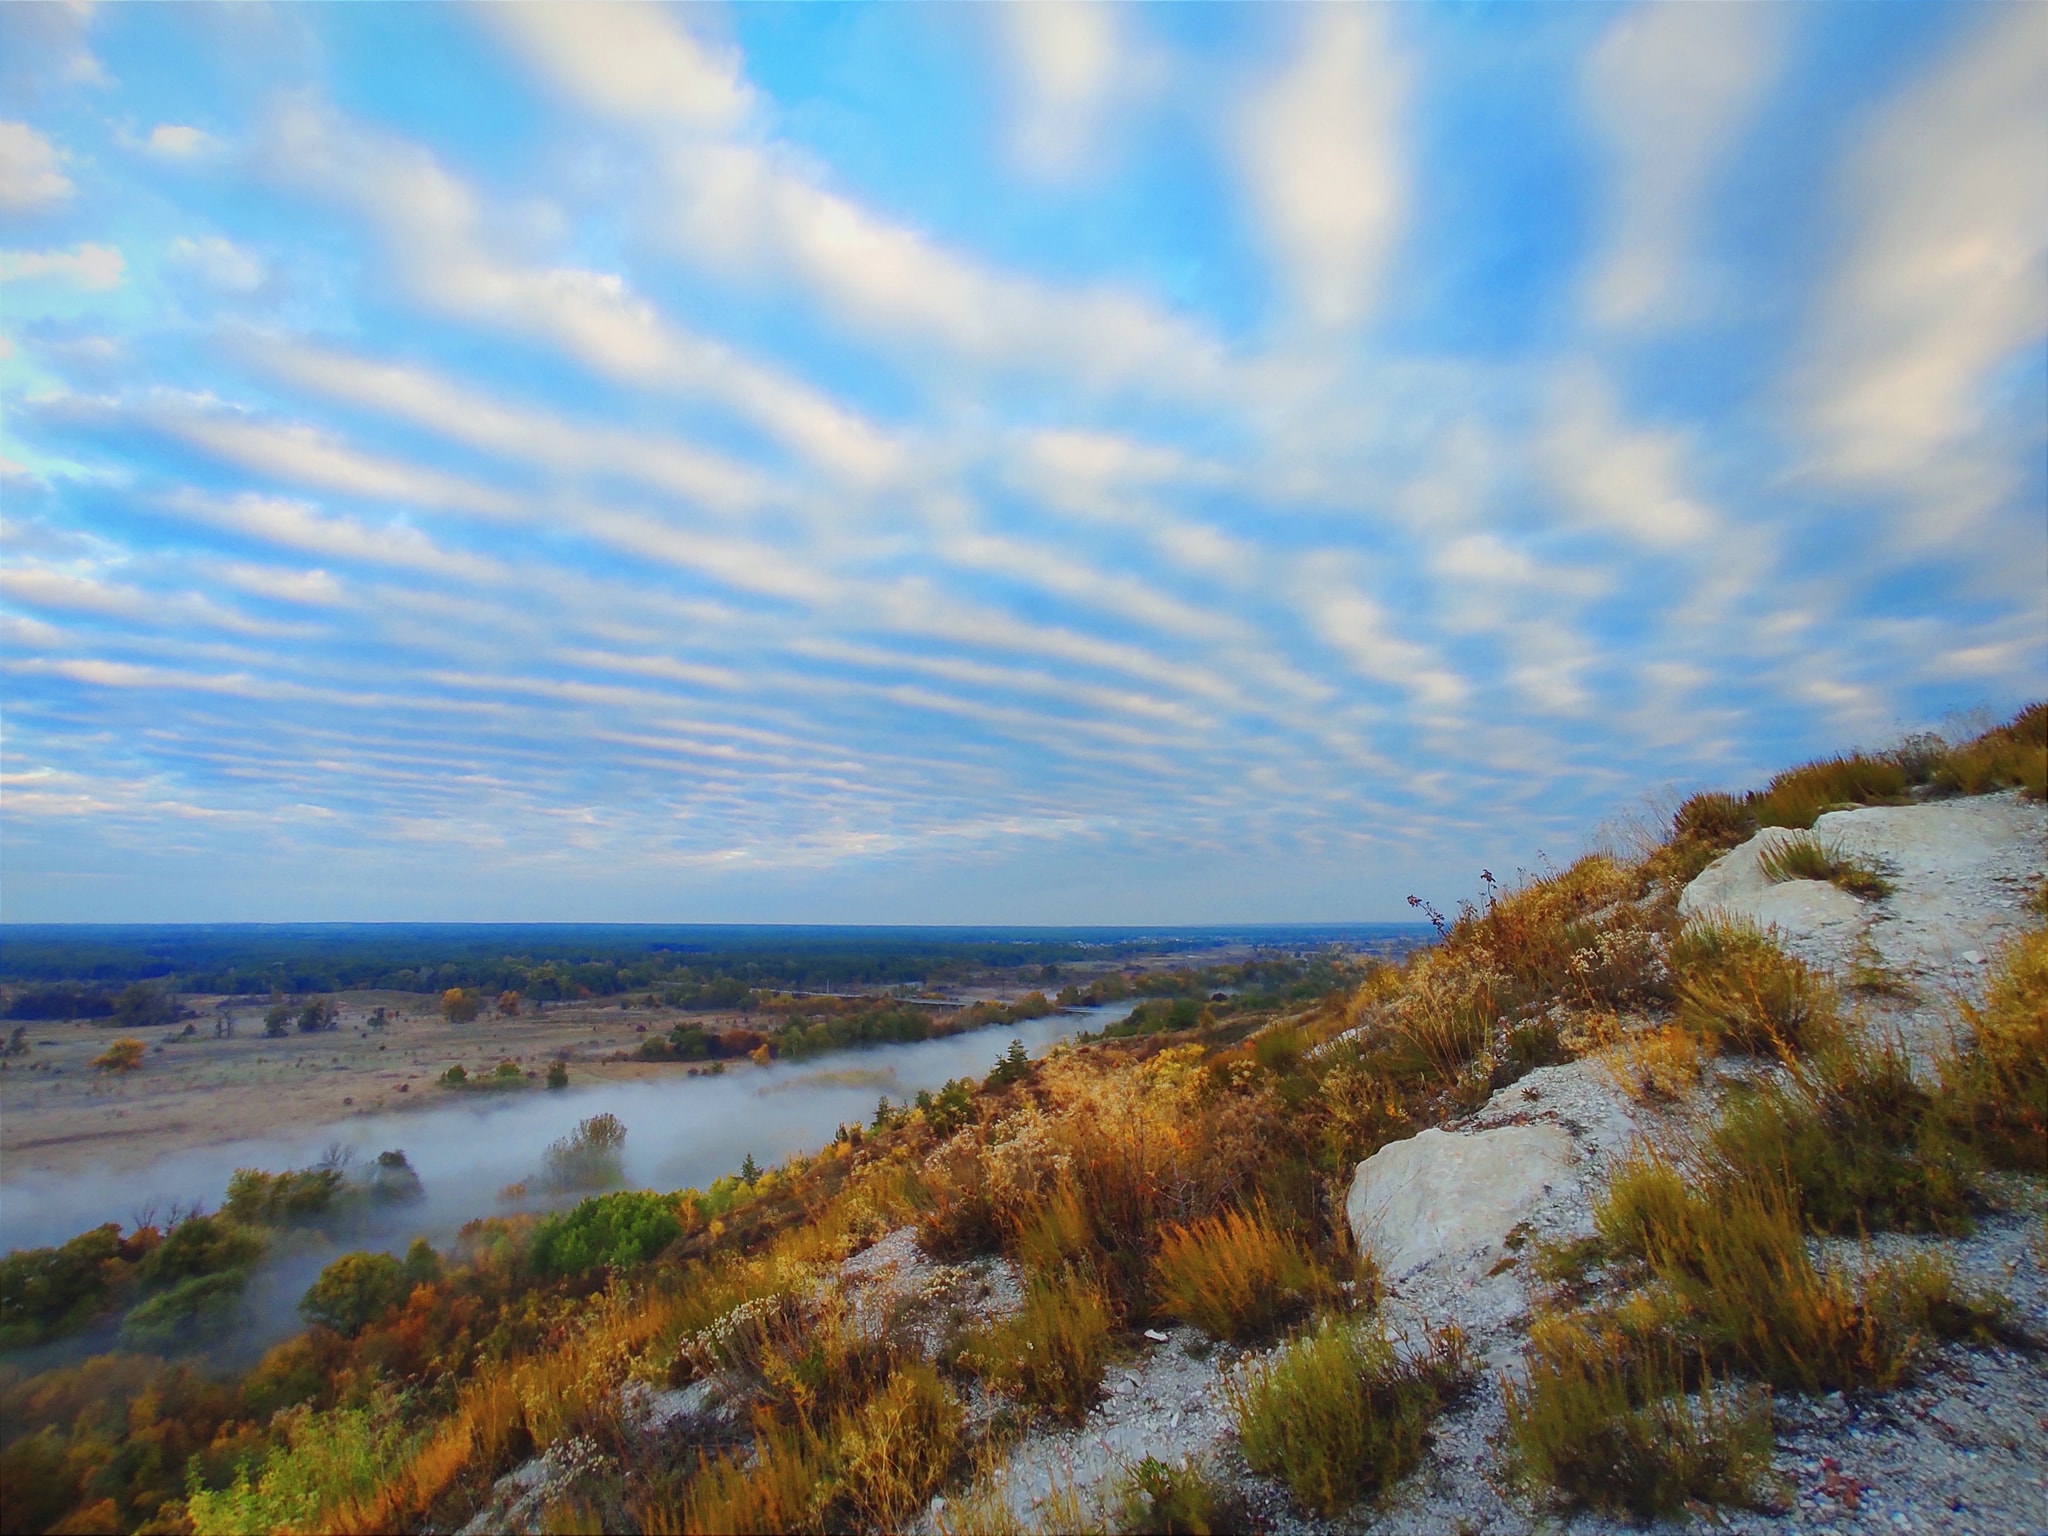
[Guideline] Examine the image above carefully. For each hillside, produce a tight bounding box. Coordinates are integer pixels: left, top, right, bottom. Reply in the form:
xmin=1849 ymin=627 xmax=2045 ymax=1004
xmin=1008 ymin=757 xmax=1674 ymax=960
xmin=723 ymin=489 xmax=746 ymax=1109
xmin=2 ymin=706 xmax=2042 ymax=1535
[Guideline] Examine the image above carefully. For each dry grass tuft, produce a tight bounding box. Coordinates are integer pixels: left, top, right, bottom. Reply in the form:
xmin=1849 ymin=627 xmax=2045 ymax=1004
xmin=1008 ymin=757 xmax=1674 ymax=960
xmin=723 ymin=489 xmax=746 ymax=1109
xmin=1757 ymin=834 xmax=1895 ymax=899
xmin=1152 ymin=1205 xmax=1332 ymax=1342
xmin=1602 ymin=1023 xmax=1704 ymax=1104
xmin=1671 ymin=919 xmax=1838 ymax=1060
xmin=1503 ymin=1313 xmax=1775 ymax=1519
xmin=1944 ymin=927 xmax=2048 ymax=1172
xmin=961 ymin=1269 xmax=1113 ymax=1425
xmin=1227 ymin=1317 xmax=1469 ymax=1517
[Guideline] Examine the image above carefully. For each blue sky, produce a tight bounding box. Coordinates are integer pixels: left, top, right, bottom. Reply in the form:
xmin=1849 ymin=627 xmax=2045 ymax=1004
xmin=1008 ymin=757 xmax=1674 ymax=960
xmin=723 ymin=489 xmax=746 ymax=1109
xmin=1 ymin=2 xmax=2042 ymax=924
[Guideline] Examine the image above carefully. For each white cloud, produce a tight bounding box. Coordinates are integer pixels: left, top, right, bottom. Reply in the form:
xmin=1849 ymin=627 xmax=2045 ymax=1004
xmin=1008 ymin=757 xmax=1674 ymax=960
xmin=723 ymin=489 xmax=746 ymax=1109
xmin=481 ymin=1 xmax=752 ymax=134
xmin=251 ymin=337 xmax=780 ymax=516
xmin=0 ymin=242 xmax=123 ymax=289
xmin=212 ymin=562 xmax=347 ymax=607
xmin=166 ymin=491 xmax=502 ymax=582
xmin=1298 ymin=562 xmax=1467 ymax=708
xmin=1235 ymin=8 xmax=1409 ymax=330
xmin=1001 ymin=3 xmax=1134 ymax=181
xmin=0 ymin=121 xmax=72 ymax=210
xmin=168 ymin=235 xmax=265 ymax=293
xmin=262 ymin=98 xmax=902 ymax=484
xmin=1539 ymin=362 xmax=1716 ymax=548
xmin=1581 ymin=4 xmax=1779 ymax=327
xmin=159 ymin=408 xmax=522 ymax=518
xmin=1793 ymin=5 xmax=2048 ymax=525
xmin=146 ymin=123 xmax=218 ymax=159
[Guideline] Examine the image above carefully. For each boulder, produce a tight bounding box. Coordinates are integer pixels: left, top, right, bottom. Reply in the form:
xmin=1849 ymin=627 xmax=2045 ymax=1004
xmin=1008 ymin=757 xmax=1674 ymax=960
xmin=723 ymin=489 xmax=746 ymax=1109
xmin=1346 ymin=1124 xmax=1577 ymax=1283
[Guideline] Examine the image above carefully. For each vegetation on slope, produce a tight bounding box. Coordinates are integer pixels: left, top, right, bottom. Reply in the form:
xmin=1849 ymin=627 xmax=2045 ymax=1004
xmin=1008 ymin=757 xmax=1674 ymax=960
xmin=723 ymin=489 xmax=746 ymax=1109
xmin=1 ymin=703 xmax=2041 ymax=1534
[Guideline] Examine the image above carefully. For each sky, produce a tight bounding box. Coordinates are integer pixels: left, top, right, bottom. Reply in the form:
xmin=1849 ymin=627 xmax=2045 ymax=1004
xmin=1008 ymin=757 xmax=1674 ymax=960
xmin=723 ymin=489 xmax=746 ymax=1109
xmin=0 ymin=2 xmax=2043 ymax=926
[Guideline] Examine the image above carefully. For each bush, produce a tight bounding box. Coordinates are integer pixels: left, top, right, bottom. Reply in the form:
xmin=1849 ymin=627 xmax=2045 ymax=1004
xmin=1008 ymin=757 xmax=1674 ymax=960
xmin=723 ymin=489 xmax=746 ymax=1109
xmin=1152 ymin=1205 xmax=1331 ymax=1342
xmin=963 ymin=1269 xmax=1112 ymax=1424
xmin=1671 ymin=919 xmax=1836 ymax=1059
xmin=546 ymin=1059 xmax=569 ymax=1089
xmin=184 ymin=1399 xmax=418 ymax=1536
xmin=0 ymin=1224 xmax=127 ymax=1348
xmin=299 ymin=1251 xmax=408 ymax=1335
xmin=1944 ymin=928 xmax=2048 ymax=1171
xmin=1595 ymin=1154 xmax=1921 ymax=1393
xmin=541 ymin=1113 xmax=627 ymax=1191
xmin=531 ymin=1190 xmax=681 ymax=1279
xmin=1504 ymin=1314 xmax=1775 ymax=1518
xmin=122 ymin=1270 xmax=249 ymax=1349
xmin=1707 ymin=1033 xmax=1975 ymax=1235
xmin=1108 ymin=1455 xmax=1246 ymax=1536
xmin=834 ymin=1361 xmax=963 ymax=1529
xmin=137 ymin=1213 xmax=266 ymax=1291
xmin=223 ymin=1164 xmax=348 ymax=1226
xmin=92 ymin=1037 xmax=146 ymax=1073
xmin=1227 ymin=1318 xmax=1469 ymax=1516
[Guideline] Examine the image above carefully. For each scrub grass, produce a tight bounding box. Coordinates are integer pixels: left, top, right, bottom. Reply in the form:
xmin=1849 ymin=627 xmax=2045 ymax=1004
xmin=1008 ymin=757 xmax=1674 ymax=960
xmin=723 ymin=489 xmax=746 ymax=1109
xmin=1227 ymin=1318 xmax=1469 ymax=1517
xmin=1503 ymin=1314 xmax=1775 ymax=1519
xmin=1152 ymin=1205 xmax=1332 ymax=1342
xmin=1757 ymin=834 xmax=1895 ymax=899
xmin=961 ymin=1269 xmax=1113 ymax=1425
xmin=1670 ymin=920 xmax=1838 ymax=1059
xmin=1105 ymin=1455 xmax=1246 ymax=1536
xmin=1943 ymin=928 xmax=2048 ymax=1172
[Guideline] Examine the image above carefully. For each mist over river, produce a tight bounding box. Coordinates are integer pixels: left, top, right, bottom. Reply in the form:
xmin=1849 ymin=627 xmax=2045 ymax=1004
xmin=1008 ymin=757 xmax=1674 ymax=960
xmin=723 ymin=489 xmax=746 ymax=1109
xmin=0 ymin=1002 xmax=1138 ymax=1256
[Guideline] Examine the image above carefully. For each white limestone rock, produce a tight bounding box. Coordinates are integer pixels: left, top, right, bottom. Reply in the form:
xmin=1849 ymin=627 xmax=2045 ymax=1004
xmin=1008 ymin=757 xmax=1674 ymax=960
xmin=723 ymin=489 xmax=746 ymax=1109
xmin=1345 ymin=1123 xmax=1578 ymax=1285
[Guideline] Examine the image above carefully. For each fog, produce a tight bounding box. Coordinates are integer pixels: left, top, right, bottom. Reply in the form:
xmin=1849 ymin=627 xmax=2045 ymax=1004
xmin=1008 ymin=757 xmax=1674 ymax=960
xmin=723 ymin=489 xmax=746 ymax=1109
xmin=0 ymin=1003 xmax=1137 ymax=1257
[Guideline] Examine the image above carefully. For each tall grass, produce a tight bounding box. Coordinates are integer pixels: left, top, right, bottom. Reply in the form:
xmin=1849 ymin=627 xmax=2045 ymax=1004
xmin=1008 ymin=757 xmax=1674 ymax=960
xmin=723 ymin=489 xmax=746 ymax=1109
xmin=961 ymin=1270 xmax=1112 ymax=1425
xmin=1756 ymin=834 xmax=1894 ymax=899
xmin=1670 ymin=919 xmax=1837 ymax=1059
xmin=1944 ymin=928 xmax=2048 ymax=1171
xmin=1152 ymin=1205 xmax=1332 ymax=1342
xmin=1503 ymin=1315 xmax=1774 ymax=1518
xmin=1227 ymin=1318 xmax=1468 ymax=1516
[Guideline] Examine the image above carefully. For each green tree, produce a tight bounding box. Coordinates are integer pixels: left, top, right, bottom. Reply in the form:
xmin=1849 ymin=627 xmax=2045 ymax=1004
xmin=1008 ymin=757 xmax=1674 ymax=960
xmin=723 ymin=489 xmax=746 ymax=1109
xmin=298 ymin=1251 xmax=406 ymax=1335
xmin=739 ymin=1152 xmax=760 ymax=1185
xmin=264 ymin=1003 xmax=292 ymax=1038
xmin=530 ymin=1191 xmax=681 ymax=1278
xmin=296 ymin=999 xmax=335 ymax=1034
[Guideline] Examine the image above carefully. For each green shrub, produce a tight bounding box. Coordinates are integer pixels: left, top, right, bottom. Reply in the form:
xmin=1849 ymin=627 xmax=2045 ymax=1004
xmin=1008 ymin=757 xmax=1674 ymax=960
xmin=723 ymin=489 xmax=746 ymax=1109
xmin=0 ymin=1223 xmax=127 ymax=1349
xmin=1227 ymin=1318 xmax=1468 ymax=1516
xmin=1108 ymin=1455 xmax=1245 ymax=1536
xmin=531 ymin=1190 xmax=682 ymax=1278
xmin=299 ymin=1251 xmax=408 ymax=1336
xmin=1504 ymin=1315 xmax=1775 ymax=1518
xmin=223 ymin=1164 xmax=349 ymax=1226
xmin=122 ymin=1270 xmax=249 ymax=1349
xmin=1707 ymin=1034 xmax=1975 ymax=1235
xmin=137 ymin=1213 xmax=266 ymax=1291
xmin=184 ymin=1399 xmax=418 ymax=1536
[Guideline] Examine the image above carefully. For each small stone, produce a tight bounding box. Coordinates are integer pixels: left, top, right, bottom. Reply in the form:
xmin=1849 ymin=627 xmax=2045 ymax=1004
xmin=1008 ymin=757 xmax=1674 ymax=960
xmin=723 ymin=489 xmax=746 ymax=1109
xmin=1961 ymin=950 xmax=1986 ymax=964
xmin=1144 ymin=1328 xmax=1170 ymax=1342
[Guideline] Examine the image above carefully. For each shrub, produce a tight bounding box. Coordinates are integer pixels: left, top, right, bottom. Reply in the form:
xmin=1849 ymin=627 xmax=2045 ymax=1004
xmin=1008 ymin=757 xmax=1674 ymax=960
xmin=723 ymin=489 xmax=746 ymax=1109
xmin=185 ymin=1399 xmax=419 ymax=1536
xmin=541 ymin=1113 xmax=627 ymax=1191
xmin=223 ymin=1163 xmax=349 ymax=1226
xmin=92 ymin=1037 xmax=146 ymax=1073
xmin=531 ymin=1190 xmax=682 ymax=1279
xmin=1503 ymin=1314 xmax=1775 ymax=1518
xmin=1152 ymin=1205 xmax=1331 ymax=1342
xmin=1227 ymin=1318 xmax=1469 ymax=1517
xmin=546 ymin=1059 xmax=569 ymax=1089
xmin=0 ymin=1223 xmax=128 ymax=1348
xmin=300 ymin=1251 xmax=408 ymax=1335
xmin=1707 ymin=1033 xmax=1975 ymax=1235
xmin=1107 ymin=1455 xmax=1246 ymax=1536
xmin=963 ymin=1269 xmax=1112 ymax=1424
xmin=1944 ymin=928 xmax=2048 ymax=1171
xmin=1595 ymin=1154 xmax=1920 ymax=1393
xmin=834 ymin=1361 xmax=963 ymax=1529
xmin=137 ymin=1213 xmax=266 ymax=1290
xmin=122 ymin=1270 xmax=249 ymax=1349
xmin=1671 ymin=919 xmax=1836 ymax=1059
xmin=440 ymin=1064 xmax=468 ymax=1086
xmin=1603 ymin=1023 xmax=1703 ymax=1104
